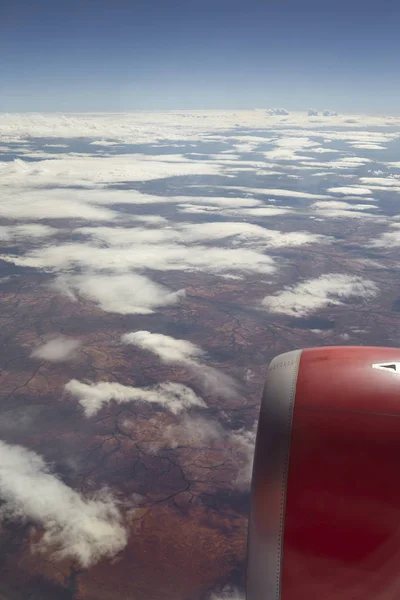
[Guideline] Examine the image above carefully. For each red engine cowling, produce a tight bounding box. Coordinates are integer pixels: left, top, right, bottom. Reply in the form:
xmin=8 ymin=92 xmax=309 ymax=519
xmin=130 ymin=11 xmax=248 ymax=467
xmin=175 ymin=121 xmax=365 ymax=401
xmin=247 ymin=346 xmax=400 ymax=600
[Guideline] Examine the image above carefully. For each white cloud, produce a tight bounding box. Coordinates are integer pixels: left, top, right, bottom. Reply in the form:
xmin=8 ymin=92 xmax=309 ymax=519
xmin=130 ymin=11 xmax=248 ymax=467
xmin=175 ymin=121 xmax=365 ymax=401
xmin=308 ymin=147 xmax=340 ymax=154
xmin=314 ymin=209 xmax=378 ymax=219
xmin=311 ymin=199 xmax=380 ymax=219
xmin=371 ymin=223 xmax=400 ymax=247
xmin=231 ymin=428 xmax=257 ymax=490
xmin=1 ymin=112 xmax=398 ymax=146
xmin=162 ymin=415 xmax=255 ymax=490
xmin=349 ymin=143 xmax=387 ymax=150
xmin=163 ymin=415 xmax=225 ymax=449
xmin=2 ymin=241 xmax=278 ymax=277
xmin=1 ymin=217 xmax=329 ymax=300
xmin=262 ymin=273 xmax=379 ymax=317
xmin=78 ymin=222 xmax=326 ymax=250
xmin=0 ymin=187 xmax=118 ymax=222
xmin=89 ymin=140 xmax=120 ymax=146
xmin=263 ymin=136 xmax=320 ymax=161
xmin=132 ymin=215 xmax=168 ymax=225
xmin=190 ymin=364 xmax=242 ymax=402
xmin=209 ymin=185 xmax=332 ymax=200
xmin=266 ymin=108 xmax=289 ymax=116
xmin=31 ymin=336 xmax=82 ymax=362
xmin=308 ymin=109 xmax=319 ymax=116
xmin=0 ymin=185 xmax=274 ymax=225
xmin=172 ymin=196 xmax=263 ymax=208
xmin=0 ymin=224 xmax=57 ymax=243
xmin=312 ymin=200 xmax=377 ymax=211
xmin=44 ymin=143 xmax=69 ymax=148
xmin=311 ymin=172 xmax=334 ymax=177
xmin=327 ymin=186 xmax=373 ymax=196
xmin=0 ymin=440 xmax=127 ymax=567
xmin=122 ymin=330 xmax=241 ymax=401
xmin=311 ymin=201 xmax=382 ymax=222
xmin=177 ymin=204 xmax=289 ymax=217
xmin=322 ymin=109 xmax=338 ymax=116
xmin=360 ymin=176 xmax=400 ymax=192
xmin=211 ymin=587 xmax=244 ymax=600
xmin=65 ymin=379 xmax=206 ymax=417
xmin=121 ymin=330 xmax=204 ymax=364
xmin=224 ymin=206 xmax=290 ymax=217
xmin=0 ymin=153 xmax=221 ymax=190
xmin=175 ymin=204 xmax=223 ymax=215
xmin=55 ymin=273 xmax=185 ymax=315
xmin=301 ymin=156 xmax=372 ymax=169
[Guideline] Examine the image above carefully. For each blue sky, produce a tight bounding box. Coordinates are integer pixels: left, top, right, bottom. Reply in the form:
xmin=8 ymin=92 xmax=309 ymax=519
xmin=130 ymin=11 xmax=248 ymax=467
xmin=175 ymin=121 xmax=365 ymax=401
xmin=1 ymin=0 xmax=399 ymax=113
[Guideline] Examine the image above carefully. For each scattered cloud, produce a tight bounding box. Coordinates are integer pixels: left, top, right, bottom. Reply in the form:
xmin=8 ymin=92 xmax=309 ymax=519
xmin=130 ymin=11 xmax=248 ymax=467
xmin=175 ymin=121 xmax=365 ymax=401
xmin=327 ymin=186 xmax=373 ymax=196
xmin=312 ymin=201 xmax=377 ymax=211
xmin=264 ymin=136 xmax=320 ymax=161
xmin=54 ymin=273 xmax=185 ymax=315
xmin=225 ymin=206 xmax=290 ymax=217
xmin=0 ymin=153 xmax=222 ymax=189
xmin=132 ymin=215 xmax=168 ymax=225
xmin=0 ymin=187 xmax=118 ymax=222
xmin=189 ymin=364 xmax=242 ymax=402
xmin=209 ymin=185 xmax=332 ymax=200
xmin=0 ymin=224 xmax=57 ymax=243
xmin=0 ymin=440 xmax=127 ymax=566
xmin=122 ymin=330 xmax=241 ymax=401
xmin=231 ymin=427 xmax=257 ymax=490
xmin=322 ymin=109 xmax=338 ymax=116
xmin=121 ymin=331 xmax=204 ymax=364
xmin=308 ymin=147 xmax=339 ymax=154
xmin=2 ymin=240 xmax=278 ymax=278
xmin=360 ymin=176 xmax=400 ymax=192
xmin=44 ymin=143 xmax=69 ymax=148
xmin=314 ymin=209 xmax=378 ymax=219
xmin=311 ymin=200 xmax=380 ymax=219
xmin=65 ymin=379 xmax=206 ymax=417
xmin=302 ymin=155 xmax=373 ymax=169
xmin=163 ymin=415 xmax=226 ymax=449
xmin=371 ymin=223 xmax=400 ymax=248
xmin=350 ymin=143 xmax=387 ymax=150
xmin=173 ymin=196 xmax=264 ymax=208
xmin=177 ymin=204 xmax=289 ymax=218
xmin=31 ymin=336 xmax=82 ymax=362
xmin=266 ymin=108 xmax=289 ymax=116
xmin=262 ymin=273 xmax=379 ymax=317
xmin=308 ymin=109 xmax=319 ymax=116
xmin=77 ymin=222 xmax=326 ymax=250
xmin=163 ymin=415 xmax=256 ymax=490
xmin=89 ymin=140 xmax=120 ymax=146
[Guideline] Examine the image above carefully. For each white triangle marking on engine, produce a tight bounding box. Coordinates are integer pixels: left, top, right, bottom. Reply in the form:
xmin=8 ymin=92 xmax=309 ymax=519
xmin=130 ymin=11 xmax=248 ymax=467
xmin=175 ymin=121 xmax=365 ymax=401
xmin=372 ymin=362 xmax=400 ymax=374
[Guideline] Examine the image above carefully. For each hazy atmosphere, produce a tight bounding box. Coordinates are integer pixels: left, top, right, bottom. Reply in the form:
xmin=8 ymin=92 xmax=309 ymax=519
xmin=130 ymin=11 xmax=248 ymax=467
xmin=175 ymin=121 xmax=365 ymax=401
xmin=0 ymin=1 xmax=399 ymax=599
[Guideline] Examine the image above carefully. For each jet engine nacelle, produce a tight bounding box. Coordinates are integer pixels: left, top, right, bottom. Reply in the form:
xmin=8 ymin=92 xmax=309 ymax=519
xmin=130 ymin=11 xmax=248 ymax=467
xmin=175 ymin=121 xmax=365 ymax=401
xmin=247 ymin=346 xmax=400 ymax=600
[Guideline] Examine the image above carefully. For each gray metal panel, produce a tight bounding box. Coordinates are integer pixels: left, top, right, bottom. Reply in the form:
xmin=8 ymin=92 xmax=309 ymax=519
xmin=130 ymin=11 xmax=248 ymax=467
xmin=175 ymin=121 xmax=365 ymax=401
xmin=247 ymin=350 xmax=302 ymax=600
